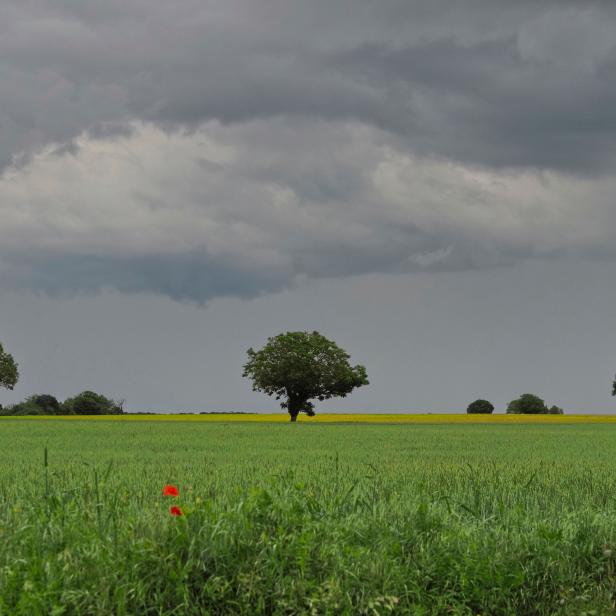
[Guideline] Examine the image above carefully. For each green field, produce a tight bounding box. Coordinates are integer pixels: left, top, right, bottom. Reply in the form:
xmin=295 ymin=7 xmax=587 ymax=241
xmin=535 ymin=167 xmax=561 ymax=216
xmin=1 ymin=419 xmax=616 ymax=614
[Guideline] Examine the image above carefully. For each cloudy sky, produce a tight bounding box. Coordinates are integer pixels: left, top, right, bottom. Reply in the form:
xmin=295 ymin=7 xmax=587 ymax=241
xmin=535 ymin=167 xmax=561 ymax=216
xmin=2 ymin=0 xmax=616 ymax=413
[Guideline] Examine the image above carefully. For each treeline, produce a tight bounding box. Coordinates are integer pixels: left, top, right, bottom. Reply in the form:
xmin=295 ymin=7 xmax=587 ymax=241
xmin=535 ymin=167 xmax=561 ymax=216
xmin=468 ymin=394 xmax=564 ymax=415
xmin=0 ymin=391 xmax=124 ymax=416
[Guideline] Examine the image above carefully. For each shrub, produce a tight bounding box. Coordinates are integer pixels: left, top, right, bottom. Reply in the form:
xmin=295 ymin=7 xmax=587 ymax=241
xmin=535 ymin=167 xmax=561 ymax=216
xmin=62 ymin=391 xmax=124 ymax=415
xmin=1 ymin=392 xmax=124 ymax=416
xmin=506 ymin=394 xmax=547 ymax=414
xmin=3 ymin=400 xmax=45 ymax=416
xmin=547 ymin=405 xmax=564 ymax=415
xmin=0 ymin=394 xmax=62 ymax=416
xmin=467 ymin=399 xmax=494 ymax=414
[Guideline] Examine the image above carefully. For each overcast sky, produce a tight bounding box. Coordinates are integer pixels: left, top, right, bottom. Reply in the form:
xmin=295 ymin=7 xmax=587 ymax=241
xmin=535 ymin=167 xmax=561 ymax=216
xmin=2 ymin=1 xmax=616 ymax=413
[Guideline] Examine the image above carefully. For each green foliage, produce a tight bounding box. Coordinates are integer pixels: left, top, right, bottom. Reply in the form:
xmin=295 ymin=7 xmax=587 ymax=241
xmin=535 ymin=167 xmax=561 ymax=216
xmin=1 ymin=400 xmax=45 ymax=416
xmin=243 ymin=331 xmax=368 ymax=421
xmin=61 ymin=391 xmax=124 ymax=415
xmin=0 ymin=394 xmax=61 ymax=416
xmin=547 ymin=405 xmax=564 ymax=415
xmin=466 ymin=399 xmax=494 ymax=414
xmin=1 ymin=392 xmax=123 ymax=416
xmin=0 ymin=342 xmax=18 ymax=391
xmin=506 ymin=393 xmax=547 ymax=414
xmin=0 ymin=421 xmax=615 ymax=613
xmin=30 ymin=394 xmax=62 ymax=415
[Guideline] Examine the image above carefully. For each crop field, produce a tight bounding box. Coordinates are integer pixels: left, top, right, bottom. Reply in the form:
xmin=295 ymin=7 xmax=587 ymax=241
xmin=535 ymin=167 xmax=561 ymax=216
xmin=1 ymin=418 xmax=616 ymax=614
xmin=6 ymin=413 xmax=616 ymax=424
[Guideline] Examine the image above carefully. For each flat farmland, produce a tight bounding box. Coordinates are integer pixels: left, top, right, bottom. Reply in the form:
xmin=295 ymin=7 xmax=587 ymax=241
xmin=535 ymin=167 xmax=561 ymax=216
xmin=1 ymin=418 xmax=616 ymax=614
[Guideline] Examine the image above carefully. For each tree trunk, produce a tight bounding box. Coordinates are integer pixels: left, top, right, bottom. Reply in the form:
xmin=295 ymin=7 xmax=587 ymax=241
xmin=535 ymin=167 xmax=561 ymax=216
xmin=287 ymin=397 xmax=303 ymax=422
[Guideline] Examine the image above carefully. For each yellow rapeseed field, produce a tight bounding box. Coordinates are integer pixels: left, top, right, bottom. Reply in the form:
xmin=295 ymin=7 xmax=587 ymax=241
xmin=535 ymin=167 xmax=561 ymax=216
xmin=2 ymin=413 xmax=616 ymax=423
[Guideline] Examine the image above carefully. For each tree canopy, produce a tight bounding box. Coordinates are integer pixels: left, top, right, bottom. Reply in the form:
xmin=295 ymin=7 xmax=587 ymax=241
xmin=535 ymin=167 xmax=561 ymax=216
xmin=0 ymin=342 xmax=18 ymax=391
xmin=467 ymin=399 xmax=494 ymax=414
xmin=3 ymin=394 xmax=61 ymax=416
xmin=62 ymin=391 xmax=124 ymax=415
xmin=243 ymin=331 xmax=368 ymax=421
xmin=0 ymin=391 xmax=124 ymax=416
xmin=506 ymin=393 xmax=547 ymax=415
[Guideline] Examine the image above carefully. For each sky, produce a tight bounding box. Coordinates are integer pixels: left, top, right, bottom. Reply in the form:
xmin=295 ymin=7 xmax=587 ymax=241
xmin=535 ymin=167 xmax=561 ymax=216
xmin=1 ymin=1 xmax=616 ymax=413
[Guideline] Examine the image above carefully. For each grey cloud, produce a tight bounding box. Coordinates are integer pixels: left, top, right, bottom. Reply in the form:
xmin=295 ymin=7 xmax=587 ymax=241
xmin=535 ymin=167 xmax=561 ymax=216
xmin=1 ymin=1 xmax=616 ymax=174
xmin=330 ymin=36 xmax=616 ymax=173
xmin=1 ymin=119 xmax=615 ymax=302
xmin=2 ymin=2 xmax=616 ymax=303
xmin=517 ymin=8 xmax=616 ymax=71
xmin=0 ymin=121 xmax=461 ymax=302
xmin=0 ymin=253 xmax=291 ymax=303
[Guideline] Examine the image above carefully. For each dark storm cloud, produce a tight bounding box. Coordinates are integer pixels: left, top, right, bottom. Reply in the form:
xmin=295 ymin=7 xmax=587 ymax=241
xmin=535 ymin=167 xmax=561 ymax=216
xmin=0 ymin=253 xmax=290 ymax=303
xmin=330 ymin=39 xmax=616 ymax=173
xmin=2 ymin=1 xmax=616 ymax=302
xmin=1 ymin=0 xmax=616 ymax=173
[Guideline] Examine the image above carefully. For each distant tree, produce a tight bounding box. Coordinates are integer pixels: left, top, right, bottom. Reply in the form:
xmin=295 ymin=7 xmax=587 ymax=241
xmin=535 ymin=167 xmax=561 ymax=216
xmin=243 ymin=331 xmax=369 ymax=422
xmin=62 ymin=391 xmax=124 ymax=415
xmin=467 ymin=399 xmax=494 ymax=414
xmin=506 ymin=393 xmax=547 ymax=414
xmin=1 ymin=391 xmax=123 ymax=416
xmin=30 ymin=394 xmax=62 ymax=415
xmin=547 ymin=405 xmax=564 ymax=415
xmin=0 ymin=342 xmax=18 ymax=391
xmin=5 ymin=394 xmax=61 ymax=416
xmin=4 ymin=399 xmax=45 ymax=416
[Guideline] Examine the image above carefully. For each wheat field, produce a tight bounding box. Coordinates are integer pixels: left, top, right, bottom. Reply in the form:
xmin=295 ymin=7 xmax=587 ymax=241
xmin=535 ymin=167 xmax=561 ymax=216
xmin=1 ymin=417 xmax=615 ymax=614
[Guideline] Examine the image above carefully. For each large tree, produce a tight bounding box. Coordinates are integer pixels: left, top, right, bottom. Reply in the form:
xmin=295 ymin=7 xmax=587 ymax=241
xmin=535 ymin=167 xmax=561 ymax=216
xmin=0 ymin=342 xmax=18 ymax=391
xmin=243 ymin=331 xmax=369 ymax=422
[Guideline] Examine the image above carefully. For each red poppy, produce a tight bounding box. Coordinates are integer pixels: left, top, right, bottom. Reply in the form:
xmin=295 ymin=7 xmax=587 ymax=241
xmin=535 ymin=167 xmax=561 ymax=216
xmin=169 ymin=505 xmax=183 ymax=516
xmin=162 ymin=484 xmax=179 ymax=497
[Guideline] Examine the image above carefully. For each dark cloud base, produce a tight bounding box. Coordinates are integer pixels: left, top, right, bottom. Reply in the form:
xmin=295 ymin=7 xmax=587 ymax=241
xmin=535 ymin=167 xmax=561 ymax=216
xmin=0 ymin=254 xmax=291 ymax=304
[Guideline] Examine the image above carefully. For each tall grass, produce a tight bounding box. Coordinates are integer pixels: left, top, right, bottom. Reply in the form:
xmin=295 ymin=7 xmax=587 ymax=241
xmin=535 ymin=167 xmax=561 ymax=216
xmin=0 ymin=420 xmax=615 ymax=614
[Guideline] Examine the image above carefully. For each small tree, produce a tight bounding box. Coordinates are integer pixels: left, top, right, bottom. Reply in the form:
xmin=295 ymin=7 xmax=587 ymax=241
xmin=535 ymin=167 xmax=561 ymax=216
xmin=5 ymin=394 xmax=61 ymax=416
xmin=0 ymin=342 xmax=18 ymax=392
xmin=467 ymin=399 xmax=494 ymax=414
xmin=547 ymin=405 xmax=564 ymax=415
xmin=243 ymin=331 xmax=369 ymax=422
xmin=62 ymin=391 xmax=124 ymax=415
xmin=31 ymin=394 xmax=62 ymax=415
xmin=4 ymin=400 xmax=44 ymax=416
xmin=506 ymin=393 xmax=547 ymax=414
